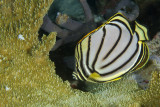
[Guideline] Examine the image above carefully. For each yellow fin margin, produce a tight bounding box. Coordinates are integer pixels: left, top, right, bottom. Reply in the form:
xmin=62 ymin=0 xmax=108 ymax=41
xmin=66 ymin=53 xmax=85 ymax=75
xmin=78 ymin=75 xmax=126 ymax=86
xmin=88 ymin=72 xmax=122 ymax=83
xmin=77 ymin=12 xmax=134 ymax=44
xmin=135 ymin=21 xmax=149 ymax=41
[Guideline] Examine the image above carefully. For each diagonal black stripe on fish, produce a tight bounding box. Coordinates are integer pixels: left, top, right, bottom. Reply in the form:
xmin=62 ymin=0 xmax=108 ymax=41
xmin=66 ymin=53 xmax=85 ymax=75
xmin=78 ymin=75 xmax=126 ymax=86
xmin=73 ymin=12 xmax=149 ymax=83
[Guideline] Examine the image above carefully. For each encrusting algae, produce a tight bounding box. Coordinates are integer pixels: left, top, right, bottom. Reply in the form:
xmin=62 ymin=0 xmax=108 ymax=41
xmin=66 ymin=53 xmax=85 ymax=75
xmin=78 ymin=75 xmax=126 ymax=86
xmin=0 ymin=0 xmax=160 ymax=106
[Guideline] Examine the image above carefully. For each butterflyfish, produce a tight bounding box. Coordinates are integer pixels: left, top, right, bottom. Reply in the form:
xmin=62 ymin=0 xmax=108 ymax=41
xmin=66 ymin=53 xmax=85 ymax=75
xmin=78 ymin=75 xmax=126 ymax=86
xmin=72 ymin=12 xmax=149 ymax=83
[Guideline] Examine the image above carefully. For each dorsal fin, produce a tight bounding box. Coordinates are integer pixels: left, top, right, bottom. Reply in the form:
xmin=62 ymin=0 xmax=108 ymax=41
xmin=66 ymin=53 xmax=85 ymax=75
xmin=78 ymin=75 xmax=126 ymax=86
xmin=107 ymin=12 xmax=134 ymax=35
xmin=135 ymin=21 xmax=149 ymax=41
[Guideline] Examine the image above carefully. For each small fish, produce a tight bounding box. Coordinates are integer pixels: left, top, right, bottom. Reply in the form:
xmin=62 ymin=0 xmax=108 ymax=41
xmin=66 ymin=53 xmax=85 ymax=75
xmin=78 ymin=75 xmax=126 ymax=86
xmin=72 ymin=12 xmax=149 ymax=83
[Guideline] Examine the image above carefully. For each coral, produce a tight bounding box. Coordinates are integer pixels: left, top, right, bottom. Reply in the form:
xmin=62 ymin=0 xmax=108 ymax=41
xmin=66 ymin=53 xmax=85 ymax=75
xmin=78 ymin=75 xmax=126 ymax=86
xmin=0 ymin=0 xmax=70 ymax=106
xmin=0 ymin=0 xmax=160 ymax=106
xmin=132 ymin=71 xmax=160 ymax=106
xmin=55 ymin=13 xmax=69 ymax=25
xmin=147 ymin=38 xmax=160 ymax=57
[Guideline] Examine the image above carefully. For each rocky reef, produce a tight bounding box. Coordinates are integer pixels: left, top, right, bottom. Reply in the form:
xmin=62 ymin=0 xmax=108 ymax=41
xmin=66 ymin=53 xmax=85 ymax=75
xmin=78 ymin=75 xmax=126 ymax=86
xmin=0 ymin=0 xmax=160 ymax=106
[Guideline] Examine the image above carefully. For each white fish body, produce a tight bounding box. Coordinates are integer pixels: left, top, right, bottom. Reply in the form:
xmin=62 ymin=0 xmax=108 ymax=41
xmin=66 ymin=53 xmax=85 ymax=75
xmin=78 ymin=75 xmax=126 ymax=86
xmin=73 ymin=13 xmax=149 ymax=83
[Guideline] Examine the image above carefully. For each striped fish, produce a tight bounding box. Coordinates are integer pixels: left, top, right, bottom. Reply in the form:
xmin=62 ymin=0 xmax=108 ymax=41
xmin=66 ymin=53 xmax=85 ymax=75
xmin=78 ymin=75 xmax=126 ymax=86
xmin=73 ymin=12 xmax=149 ymax=83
